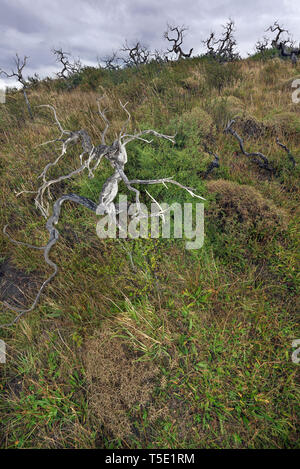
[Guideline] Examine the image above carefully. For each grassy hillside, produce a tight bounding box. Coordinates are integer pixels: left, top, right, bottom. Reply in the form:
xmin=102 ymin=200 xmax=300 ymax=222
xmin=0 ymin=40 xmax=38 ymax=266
xmin=0 ymin=56 xmax=299 ymax=449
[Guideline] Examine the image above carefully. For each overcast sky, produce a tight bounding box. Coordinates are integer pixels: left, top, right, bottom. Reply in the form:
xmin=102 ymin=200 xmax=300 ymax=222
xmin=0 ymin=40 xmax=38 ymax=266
xmin=0 ymin=0 xmax=299 ymax=88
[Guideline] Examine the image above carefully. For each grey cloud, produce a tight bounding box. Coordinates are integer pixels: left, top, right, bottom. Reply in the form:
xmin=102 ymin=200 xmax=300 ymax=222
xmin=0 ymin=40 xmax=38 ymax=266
xmin=0 ymin=0 xmax=299 ymax=88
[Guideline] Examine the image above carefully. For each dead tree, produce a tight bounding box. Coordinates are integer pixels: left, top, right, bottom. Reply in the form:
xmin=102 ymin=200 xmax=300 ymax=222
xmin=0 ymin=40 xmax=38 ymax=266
xmin=163 ymin=24 xmax=193 ymax=60
xmin=121 ymin=41 xmax=151 ymax=67
xmin=100 ymin=51 xmax=121 ymax=70
xmin=266 ymin=21 xmax=300 ymax=63
xmin=255 ymin=37 xmax=269 ymax=53
xmin=0 ymin=54 xmax=33 ymax=119
xmin=0 ymin=98 xmax=205 ymax=327
xmin=203 ymin=19 xmax=240 ymax=63
xmin=152 ymin=49 xmax=169 ymax=64
xmin=27 ymin=73 xmax=40 ymax=86
xmin=224 ymin=119 xmax=272 ymax=171
xmin=53 ymin=48 xmax=82 ymax=79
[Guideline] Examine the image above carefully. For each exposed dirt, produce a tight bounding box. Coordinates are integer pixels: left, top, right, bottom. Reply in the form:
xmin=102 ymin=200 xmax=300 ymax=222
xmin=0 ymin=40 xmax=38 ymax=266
xmin=84 ymin=329 xmax=160 ymax=440
xmin=0 ymin=259 xmax=41 ymax=310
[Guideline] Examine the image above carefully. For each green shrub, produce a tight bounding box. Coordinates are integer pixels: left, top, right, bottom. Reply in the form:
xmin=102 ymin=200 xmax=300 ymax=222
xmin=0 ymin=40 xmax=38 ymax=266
xmin=170 ymin=107 xmax=216 ymax=150
xmin=204 ymin=98 xmax=235 ymax=131
xmin=264 ymin=111 xmax=300 ymax=137
xmin=204 ymin=61 xmax=242 ymax=93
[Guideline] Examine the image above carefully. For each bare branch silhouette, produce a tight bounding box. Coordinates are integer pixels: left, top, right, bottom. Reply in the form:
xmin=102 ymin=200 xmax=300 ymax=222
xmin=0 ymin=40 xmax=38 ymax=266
xmin=266 ymin=21 xmax=300 ymax=63
xmin=100 ymin=51 xmax=121 ymax=70
xmin=276 ymin=138 xmax=296 ymax=168
xmin=53 ymin=48 xmax=82 ymax=79
xmin=164 ymin=24 xmax=193 ymax=60
xmin=224 ymin=119 xmax=272 ymax=171
xmin=121 ymin=41 xmax=151 ymax=67
xmin=203 ymin=19 xmax=240 ymax=62
xmin=0 ymin=54 xmax=33 ymax=119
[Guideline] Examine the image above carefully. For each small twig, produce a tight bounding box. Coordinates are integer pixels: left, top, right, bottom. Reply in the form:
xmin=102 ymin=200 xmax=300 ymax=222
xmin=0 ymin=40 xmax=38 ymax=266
xmin=276 ymin=138 xmax=296 ymax=168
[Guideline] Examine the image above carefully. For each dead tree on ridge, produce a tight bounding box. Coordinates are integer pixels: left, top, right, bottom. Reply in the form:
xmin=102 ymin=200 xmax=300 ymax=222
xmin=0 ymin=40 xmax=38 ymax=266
xmin=276 ymin=138 xmax=296 ymax=168
xmin=203 ymin=19 xmax=240 ymax=63
xmin=224 ymin=119 xmax=272 ymax=171
xmin=100 ymin=51 xmax=121 ymax=70
xmin=255 ymin=37 xmax=270 ymax=59
xmin=266 ymin=21 xmax=300 ymax=63
xmin=0 ymin=54 xmax=33 ymax=119
xmin=267 ymin=21 xmax=290 ymax=48
xmin=203 ymin=32 xmax=217 ymax=59
xmin=121 ymin=41 xmax=151 ymax=67
xmin=203 ymin=144 xmax=220 ymax=178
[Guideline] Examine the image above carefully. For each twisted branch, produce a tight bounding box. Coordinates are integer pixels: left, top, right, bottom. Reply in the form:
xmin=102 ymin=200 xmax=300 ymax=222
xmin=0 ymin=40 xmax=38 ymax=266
xmin=203 ymin=19 xmax=240 ymax=62
xmin=164 ymin=24 xmax=193 ymax=60
xmin=203 ymin=144 xmax=220 ymax=178
xmin=224 ymin=119 xmax=272 ymax=171
xmin=276 ymin=138 xmax=296 ymax=168
xmin=1 ymin=99 xmax=205 ymax=326
xmin=0 ymin=195 xmax=97 ymax=328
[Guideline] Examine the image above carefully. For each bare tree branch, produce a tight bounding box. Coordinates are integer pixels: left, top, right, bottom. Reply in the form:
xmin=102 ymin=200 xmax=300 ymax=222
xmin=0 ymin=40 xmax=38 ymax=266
xmin=266 ymin=21 xmax=300 ymax=63
xmin=1 ymin=99 xmax=205 ymax=325
xmin=276 ymin=138 xmax=296 ymax=168
xmin=0 ymin=194 xmax=97 ymax=328
xmin=121 ymin=41 xmax=151 ymax=67
xmin=0 ymin=54 xmax=33 ymax=119
xmin=266 ymin=21 xmax=290 ymax=47
xmin=202 ymin=144 xmax=220 ymax=178
xmin=164 ymin=24 xmax=193 ymax=60
xmin=255 ymin=37 xmax=270 ymax=58
xmin=203 ymin=19 xmax=240 ymax=63
xmin=99 ymin=50 xmax=121 ymax=70
xmin=53 ymin=48 xmax=82 ymax=79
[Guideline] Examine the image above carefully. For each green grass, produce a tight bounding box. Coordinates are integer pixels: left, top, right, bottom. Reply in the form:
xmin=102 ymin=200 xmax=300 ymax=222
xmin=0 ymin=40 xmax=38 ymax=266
xmin=0 ymin=55 xmax=299 ymax=449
